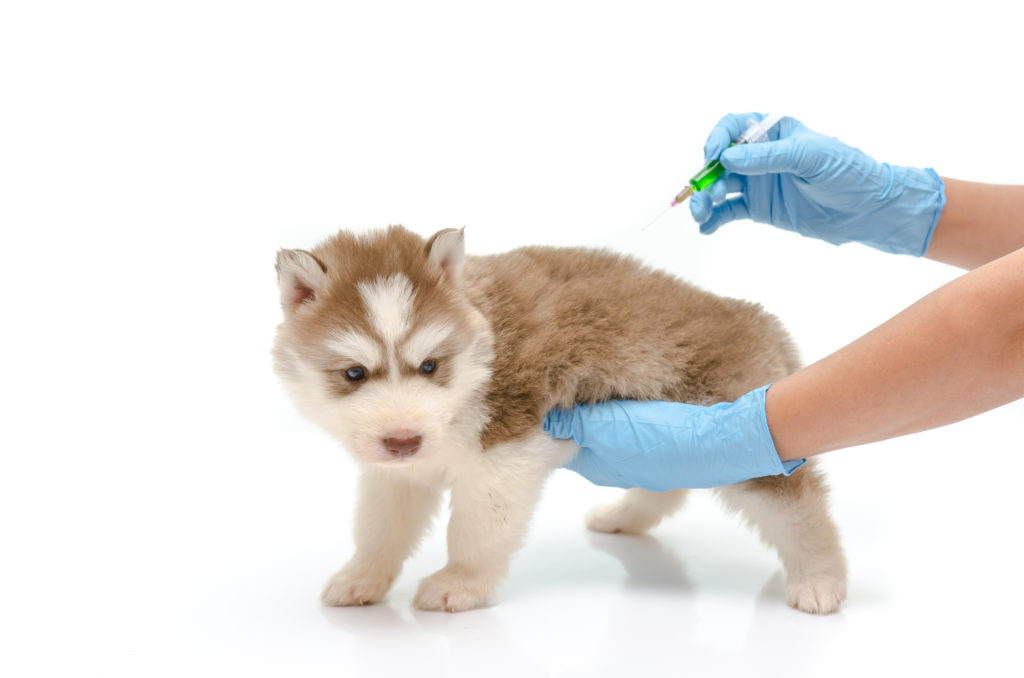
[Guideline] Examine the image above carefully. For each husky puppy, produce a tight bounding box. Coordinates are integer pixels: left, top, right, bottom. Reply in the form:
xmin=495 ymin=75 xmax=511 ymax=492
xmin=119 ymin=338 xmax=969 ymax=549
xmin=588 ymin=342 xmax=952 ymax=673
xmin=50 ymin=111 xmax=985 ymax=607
xmin=273 ymin=225 xmax=847 ymax=614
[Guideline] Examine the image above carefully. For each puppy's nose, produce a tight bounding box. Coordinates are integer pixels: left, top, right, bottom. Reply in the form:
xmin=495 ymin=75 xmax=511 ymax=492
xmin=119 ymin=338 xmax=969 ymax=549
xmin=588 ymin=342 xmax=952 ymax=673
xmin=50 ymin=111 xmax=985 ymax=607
xmin=384 ymin=435 xmax=422 ymax=458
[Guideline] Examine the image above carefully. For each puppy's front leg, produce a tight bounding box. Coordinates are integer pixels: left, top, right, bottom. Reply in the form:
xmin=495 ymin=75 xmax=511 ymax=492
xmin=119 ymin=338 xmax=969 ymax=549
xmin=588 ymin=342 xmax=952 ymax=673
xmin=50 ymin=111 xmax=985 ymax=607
xmin=413 ymin=434 xmax=571 ymax=612
xmin=322 ymin=467 xmax=442 ymax=607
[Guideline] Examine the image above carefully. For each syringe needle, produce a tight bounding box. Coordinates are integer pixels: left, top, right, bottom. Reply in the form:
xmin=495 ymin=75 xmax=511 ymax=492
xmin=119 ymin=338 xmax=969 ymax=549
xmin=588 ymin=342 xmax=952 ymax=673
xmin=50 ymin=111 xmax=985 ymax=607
xmin=641 ymin=205 xmax=672 ymax=231
xmin=641 ymin=185 xmax=691 ymax=231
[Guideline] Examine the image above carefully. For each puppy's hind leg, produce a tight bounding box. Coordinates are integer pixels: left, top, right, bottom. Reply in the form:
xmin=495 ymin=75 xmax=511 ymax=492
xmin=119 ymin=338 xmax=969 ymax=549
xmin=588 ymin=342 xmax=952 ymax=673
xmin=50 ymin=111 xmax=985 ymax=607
xmin=322 ymin=468 xmax=442 ymax=607
xmin=714 ymin=462 xmax=847 ymax=614
xmin=586 ymin=488 xmax=690 ymax=535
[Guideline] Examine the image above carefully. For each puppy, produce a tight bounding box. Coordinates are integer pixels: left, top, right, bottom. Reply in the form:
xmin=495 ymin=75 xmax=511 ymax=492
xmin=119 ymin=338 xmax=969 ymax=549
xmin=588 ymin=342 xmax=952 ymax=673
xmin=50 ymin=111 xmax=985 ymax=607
xmin=272 ymin=225 xmax=847 ymax=614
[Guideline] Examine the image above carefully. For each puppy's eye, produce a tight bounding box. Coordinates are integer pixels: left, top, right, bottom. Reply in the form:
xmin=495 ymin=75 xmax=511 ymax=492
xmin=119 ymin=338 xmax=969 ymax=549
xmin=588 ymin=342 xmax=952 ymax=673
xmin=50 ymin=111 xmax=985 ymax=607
xmin=345 ymin=366 xmax=366 ymax=381
xmin=419 ymin=360 xmax=436 ymax=375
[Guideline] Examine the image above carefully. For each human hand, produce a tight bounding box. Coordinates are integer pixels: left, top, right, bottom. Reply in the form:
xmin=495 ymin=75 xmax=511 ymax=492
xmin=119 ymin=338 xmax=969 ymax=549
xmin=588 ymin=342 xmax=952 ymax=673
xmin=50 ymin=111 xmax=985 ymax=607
xmin=542 ymin=385 xmax=804 ymax=491
xmin=690 ymin=113 xmax=946 ymax=256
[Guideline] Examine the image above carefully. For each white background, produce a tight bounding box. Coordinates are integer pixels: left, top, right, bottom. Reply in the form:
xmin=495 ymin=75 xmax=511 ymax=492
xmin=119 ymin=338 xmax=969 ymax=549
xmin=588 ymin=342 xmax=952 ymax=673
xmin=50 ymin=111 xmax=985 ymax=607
xmin=2 ymin=1 xmax=1022 ymax=676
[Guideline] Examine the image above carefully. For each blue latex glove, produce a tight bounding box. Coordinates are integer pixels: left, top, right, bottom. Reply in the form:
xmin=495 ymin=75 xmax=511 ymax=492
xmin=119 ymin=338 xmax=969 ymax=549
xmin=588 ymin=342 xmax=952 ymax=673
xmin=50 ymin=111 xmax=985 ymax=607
xmin=543 ymin=385 xmax=805 ymax=491
xmin=690 ymin=113 xmax=946 ymax=256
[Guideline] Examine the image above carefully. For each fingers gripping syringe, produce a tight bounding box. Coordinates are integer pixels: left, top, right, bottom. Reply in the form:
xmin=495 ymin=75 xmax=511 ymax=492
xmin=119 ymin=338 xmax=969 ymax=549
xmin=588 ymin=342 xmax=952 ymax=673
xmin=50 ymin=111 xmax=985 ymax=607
xmin=669 ymin=113 xmax=784 ymax=206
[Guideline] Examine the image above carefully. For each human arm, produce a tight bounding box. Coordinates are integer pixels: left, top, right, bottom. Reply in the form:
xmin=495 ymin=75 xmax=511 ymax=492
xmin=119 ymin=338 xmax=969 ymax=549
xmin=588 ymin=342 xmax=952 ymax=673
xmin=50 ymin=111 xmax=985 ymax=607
xmin=923 ymin=178 xmax=1024 ymax=269
xmin=769 ymin=242 xmax=1024 ymax=461
xmin=544 ymin=247 xmax=1024 ymax=487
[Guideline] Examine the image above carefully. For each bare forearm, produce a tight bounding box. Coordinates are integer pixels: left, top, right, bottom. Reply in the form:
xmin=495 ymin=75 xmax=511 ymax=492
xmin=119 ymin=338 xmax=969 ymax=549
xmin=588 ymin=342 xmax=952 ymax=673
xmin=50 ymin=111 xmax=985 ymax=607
xmin=767 ymin=245 xmax=1024 ymax=461
xmin=925 ymin=179 xmax=1024 ymax=269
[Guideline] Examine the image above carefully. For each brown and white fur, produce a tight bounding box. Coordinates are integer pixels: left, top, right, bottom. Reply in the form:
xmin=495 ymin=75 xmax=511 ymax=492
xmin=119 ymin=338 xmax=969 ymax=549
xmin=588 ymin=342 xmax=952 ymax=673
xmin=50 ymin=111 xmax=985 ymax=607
xmin=272 ymin=225 xmax=847 ymax=614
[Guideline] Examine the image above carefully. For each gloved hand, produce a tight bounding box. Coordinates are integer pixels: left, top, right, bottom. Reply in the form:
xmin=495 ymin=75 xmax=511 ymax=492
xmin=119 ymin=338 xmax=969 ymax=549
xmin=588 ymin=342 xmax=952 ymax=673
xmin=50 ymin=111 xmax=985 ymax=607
xmin=690 ymin=113 xmax=946 ymax=256
xmin=542 ymin=385 xmax=805 ymax=491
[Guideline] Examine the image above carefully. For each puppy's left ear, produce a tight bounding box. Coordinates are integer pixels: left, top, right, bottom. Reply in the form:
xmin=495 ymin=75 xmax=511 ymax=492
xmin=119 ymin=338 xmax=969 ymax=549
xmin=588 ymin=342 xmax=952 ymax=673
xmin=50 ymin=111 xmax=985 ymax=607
xmin=425 ymin=227 xmax=465 ymax=284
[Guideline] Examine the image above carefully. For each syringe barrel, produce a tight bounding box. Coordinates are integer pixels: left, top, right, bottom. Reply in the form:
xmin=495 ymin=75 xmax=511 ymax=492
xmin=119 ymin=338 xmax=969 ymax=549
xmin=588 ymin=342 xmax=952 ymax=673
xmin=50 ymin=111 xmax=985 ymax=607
xmin=738 ymin=112 xmax=784 ymax=144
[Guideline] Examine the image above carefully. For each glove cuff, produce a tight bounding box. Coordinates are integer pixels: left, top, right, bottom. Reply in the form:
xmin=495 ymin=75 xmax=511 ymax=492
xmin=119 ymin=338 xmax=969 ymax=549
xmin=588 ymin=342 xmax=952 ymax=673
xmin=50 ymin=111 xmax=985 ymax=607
xmin=862 ymin=165 xmax=946 ymax=256
xmin=542 ymin=407 xmax=575 ymax=440
xmin=732 ymin=385 xmax=806 ymax=480
xmin=917 ymin=167 xmax=946 ymax=257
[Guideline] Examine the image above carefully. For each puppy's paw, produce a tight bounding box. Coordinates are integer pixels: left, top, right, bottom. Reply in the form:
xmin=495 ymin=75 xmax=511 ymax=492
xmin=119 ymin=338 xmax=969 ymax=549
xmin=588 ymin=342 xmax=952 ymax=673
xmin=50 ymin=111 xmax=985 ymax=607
xmin=787 ymin=575 xmax=847 ymax=615
xmin=585 ymin=501 xmax=656 ymax=535
xmin=413 ymin=567 xmax=493 ymax=613
xmin=321 ymin=562 xmax=395 ymax=607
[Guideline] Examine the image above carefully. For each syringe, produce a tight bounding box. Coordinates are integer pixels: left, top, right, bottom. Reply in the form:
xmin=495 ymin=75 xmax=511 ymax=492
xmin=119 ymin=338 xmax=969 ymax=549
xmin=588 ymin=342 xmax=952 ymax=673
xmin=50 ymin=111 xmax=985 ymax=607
xmin=669 ymin=113 xmax=784 ymax=206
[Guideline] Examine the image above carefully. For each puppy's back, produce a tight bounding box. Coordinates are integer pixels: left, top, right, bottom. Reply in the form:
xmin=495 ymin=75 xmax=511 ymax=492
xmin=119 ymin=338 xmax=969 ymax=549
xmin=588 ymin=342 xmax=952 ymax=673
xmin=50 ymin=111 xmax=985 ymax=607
xmin=465 ymin=246 xmax=799 ymax=447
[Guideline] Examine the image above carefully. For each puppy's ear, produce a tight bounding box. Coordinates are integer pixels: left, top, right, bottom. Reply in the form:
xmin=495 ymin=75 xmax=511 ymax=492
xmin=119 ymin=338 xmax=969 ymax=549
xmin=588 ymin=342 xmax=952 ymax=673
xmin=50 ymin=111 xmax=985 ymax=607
xmin=425 ymin=227 xmax=465 ymax=284
xmin=276 ymin=249 xmax=328 ymax=312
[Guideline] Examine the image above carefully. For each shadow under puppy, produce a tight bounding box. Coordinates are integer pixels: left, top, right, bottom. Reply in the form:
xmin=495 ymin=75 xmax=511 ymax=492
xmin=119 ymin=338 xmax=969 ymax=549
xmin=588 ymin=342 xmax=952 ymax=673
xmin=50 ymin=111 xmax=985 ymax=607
xmin=272 ymin=226 xmax=847 ymax=614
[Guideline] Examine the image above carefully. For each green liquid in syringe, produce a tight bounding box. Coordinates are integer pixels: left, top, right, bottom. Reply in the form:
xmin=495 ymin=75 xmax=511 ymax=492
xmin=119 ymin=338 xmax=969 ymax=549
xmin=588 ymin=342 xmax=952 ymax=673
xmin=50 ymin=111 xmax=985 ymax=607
xmin=689 ymin=140 xmax=738 ymax=192
xmin=690 ymin=158 xmax=727 ymax=191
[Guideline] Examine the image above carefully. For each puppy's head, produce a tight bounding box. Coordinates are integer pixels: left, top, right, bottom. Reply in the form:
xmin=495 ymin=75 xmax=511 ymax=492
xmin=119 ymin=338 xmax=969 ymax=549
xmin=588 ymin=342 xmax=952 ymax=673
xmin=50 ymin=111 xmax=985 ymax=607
xmin=272 ymin=226 xmax=493 ymax=466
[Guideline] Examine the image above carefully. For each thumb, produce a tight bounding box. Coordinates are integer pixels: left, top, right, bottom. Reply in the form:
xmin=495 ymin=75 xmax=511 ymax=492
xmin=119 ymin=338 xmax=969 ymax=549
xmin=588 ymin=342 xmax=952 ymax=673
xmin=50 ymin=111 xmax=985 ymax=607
xmin=721 ymin=137 xmax=817 ymax=178
xmin=542 ymin=407 xmax=578 ymax=440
